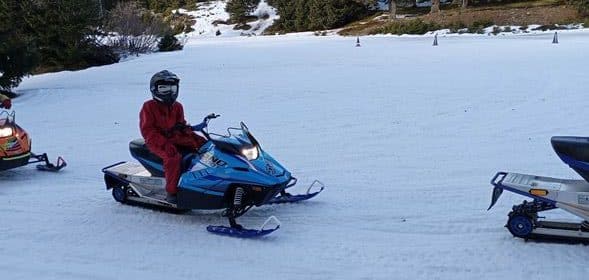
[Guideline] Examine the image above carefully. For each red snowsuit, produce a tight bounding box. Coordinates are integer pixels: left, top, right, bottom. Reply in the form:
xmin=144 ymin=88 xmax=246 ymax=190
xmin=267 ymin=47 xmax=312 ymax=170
xmin=140 ymin=100 xmax=206 ymax=194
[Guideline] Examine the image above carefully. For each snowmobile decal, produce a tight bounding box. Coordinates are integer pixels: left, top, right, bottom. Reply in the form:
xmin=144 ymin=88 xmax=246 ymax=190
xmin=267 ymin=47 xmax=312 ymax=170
xmin=139 ymin=177 xmax=163 ymax=185
xmin=1 ymin=137 xmax=20 ymax=152
xmin=200 ymin=152 xmax=227 ymax=167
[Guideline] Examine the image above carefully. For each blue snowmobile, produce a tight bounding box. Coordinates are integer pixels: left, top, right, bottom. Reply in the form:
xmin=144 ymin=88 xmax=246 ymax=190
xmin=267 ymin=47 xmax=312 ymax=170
xmin=102 ymin=114 xmax=324 ymax=238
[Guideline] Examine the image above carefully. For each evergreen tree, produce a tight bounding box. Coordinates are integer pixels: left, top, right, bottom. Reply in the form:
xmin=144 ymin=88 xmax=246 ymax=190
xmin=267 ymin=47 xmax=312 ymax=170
xmin=0 ymin=0 xmax=118 ymax=91
xmin=22 ymin=0 xmax=117 ymax=72
xmin=103 ymin=0 xmax=201 ymax=13
xmin=0 ymin=1 xmax=39 ymax=90
xmin=226 ymin=0 xmax=260 ymax=24
xmin=294 ymin=0 xmax=310 ymax=31
xmin=269 ymin=0 xmax=369 ymax=33
xmin=158 ymin=34 xmax=183 ymax=52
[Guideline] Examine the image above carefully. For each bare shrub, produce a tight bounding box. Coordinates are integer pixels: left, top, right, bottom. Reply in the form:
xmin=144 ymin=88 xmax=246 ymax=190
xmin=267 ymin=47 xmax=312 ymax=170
xmin=165 ymin=11 xmax=195 ymax=34
xmin=105 ymin=1 xmax=171 ymax=56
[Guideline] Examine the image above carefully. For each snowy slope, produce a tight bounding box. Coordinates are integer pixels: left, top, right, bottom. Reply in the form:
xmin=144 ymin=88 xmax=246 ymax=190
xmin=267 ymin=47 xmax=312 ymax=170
xmin=3 ymin=32 xmax=589 ymax=279
xmin=177 ymin=0 xmax=278 ymax=38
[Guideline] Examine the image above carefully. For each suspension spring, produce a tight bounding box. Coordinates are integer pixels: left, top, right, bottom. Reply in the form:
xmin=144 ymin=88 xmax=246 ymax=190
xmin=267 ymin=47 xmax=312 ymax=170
xmin=233 ymin=187 xmax=244 ymax=206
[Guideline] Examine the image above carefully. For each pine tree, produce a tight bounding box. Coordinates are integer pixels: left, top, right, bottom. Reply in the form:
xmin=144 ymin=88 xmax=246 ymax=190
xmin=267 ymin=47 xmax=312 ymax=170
xmin=226 ymin=0 xmax=260 ymax=24
xmin=158 ymin=34 xmax=183 ymax=52
xmin=268 ymin=0 xmax=370 ymax=33
xmin=23 ymin=0 xmax=116 ymax=71
xmin=0 ymin=1 xmax=40 ymax=90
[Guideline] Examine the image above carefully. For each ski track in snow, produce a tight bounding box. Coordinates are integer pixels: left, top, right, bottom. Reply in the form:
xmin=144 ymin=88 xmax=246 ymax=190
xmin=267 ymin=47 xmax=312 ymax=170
xmin=3 ymin=32 xmax=589 ymax=279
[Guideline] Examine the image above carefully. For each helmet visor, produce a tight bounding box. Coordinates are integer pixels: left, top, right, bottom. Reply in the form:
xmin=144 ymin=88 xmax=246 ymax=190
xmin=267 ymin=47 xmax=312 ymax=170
xmin=157 ymin=84 xmax=178 ymax=95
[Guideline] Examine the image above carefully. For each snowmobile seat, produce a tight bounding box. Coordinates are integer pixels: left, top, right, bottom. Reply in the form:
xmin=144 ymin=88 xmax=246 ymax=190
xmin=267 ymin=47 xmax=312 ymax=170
xmin=552 ymin=136 xmax=589 ymax=162
xmin=552 ymin=136 xmax=589 ymax=182
xmin=129 ymin=139 xmax=196 ymax=177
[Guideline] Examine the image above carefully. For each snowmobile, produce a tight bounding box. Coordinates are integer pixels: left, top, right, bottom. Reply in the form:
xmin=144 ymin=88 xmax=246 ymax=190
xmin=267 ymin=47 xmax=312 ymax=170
xmin=0 ymin=110 xmax=66 ymax=172
xmin=488 ymin=136 xmax=589 ymax=243
xmin=102 ymin=114 xmax=324 ymax=238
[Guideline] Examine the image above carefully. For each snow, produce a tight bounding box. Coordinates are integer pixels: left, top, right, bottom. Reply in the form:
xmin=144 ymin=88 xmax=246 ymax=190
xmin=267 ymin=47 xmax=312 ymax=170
xmin=4 ymin=31 xmax=589 ymax=279
xmin=176 ymin=0 xmax=278 ymax=38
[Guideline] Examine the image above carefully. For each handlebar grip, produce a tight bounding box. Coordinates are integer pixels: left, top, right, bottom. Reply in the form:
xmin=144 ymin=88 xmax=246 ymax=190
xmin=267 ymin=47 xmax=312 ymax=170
xmin=203 ymin=113 xmax=220 ymax=122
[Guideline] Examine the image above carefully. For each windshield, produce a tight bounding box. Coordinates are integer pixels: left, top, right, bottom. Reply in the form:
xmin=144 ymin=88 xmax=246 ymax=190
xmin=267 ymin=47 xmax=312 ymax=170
xmin=0 ymin=111 xmax=15 ymax=127
xmin=208 ymin=122 xmax=259 ymax=147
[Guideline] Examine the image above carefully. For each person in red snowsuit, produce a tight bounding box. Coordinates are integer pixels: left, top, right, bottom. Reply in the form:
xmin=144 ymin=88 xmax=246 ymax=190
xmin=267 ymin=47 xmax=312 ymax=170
xmin=140 ymin=70 xmax=206 ymax=202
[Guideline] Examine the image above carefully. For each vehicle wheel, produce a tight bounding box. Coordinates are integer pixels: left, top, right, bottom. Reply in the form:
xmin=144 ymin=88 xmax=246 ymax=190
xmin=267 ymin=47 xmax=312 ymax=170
xmin=507 ymin=214 xmax=534 ymax=238
xmin=112 ymin=186 xmax=128 ymax=203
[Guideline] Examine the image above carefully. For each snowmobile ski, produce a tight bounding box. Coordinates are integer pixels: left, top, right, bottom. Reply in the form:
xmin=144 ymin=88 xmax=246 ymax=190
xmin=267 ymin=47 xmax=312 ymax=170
xmin=207 ymin=216 xmax=280 ymax=238
xmin=268 ymin=180 xmax=325 ymax=204
xmin=34 ymin=154 xmax=67 ymax=172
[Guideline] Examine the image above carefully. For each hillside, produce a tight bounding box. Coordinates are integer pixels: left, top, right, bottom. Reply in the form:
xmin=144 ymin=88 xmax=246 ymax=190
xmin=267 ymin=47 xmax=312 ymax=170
xmin=342 ymin=0 xmax=588 ymax=35
xmin=176 ymin=0 xmax=278 ymax=37
xmin=172 ymin=0 xmax=587 ymax=37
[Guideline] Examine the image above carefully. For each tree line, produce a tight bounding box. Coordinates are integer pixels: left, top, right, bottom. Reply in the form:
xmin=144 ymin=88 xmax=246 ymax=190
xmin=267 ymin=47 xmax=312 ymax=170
xmin=223 ymin=0 xmax=377 ymax=32
xmin=0 ymin=0 xmax=113 ymax=91
xmin=0 ymin=0 xmax=187 ymax=93
xmin=228 ymin=0 xmax=589 ymax=32
xmin=102 ymin=0 xmax=202 ymax=13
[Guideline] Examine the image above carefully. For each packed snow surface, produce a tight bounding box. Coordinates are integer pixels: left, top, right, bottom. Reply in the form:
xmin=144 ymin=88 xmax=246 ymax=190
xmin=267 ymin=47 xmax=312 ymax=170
xmin=4 ymin=32 xmax=589 ymax=279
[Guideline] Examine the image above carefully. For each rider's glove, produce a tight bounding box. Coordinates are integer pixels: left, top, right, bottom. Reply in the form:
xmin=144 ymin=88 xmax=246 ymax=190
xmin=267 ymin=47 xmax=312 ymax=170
xmin=1 ymin=99 xmax=11 ymax=109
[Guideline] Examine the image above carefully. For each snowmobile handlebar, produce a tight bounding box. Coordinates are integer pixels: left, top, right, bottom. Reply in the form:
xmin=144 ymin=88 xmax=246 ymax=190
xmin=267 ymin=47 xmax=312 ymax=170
xmin=167 ymin=114 xmax=220 ymax=139
xmin=204 ymin=113 xmax=221 ymax=122
xmin=193 ymin=113 xmax=220 ymax=140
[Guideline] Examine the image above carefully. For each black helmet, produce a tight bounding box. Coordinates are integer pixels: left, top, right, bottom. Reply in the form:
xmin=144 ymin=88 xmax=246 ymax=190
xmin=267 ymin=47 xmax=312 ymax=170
xmin=150 ymin=70 xmax=179 ymax=105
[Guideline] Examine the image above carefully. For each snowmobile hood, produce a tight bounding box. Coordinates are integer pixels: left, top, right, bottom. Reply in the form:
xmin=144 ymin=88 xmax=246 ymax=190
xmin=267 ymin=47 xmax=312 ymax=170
xmin=183 ymin=141 xmax=291 ymax=188
xmin=0 ymin=111 xmax=31 ymax=159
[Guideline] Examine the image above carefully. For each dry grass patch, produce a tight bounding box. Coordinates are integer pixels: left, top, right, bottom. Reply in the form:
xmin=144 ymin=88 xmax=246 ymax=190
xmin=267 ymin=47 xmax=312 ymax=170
xmin=340 ymin=2 xmax=582 ymax=35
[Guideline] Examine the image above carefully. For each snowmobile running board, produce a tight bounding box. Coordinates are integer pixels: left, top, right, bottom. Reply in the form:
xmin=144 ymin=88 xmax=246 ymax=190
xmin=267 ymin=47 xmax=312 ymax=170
xmin=489 ymin=172 xmax=589 ymax=243
xmin=102 ymin=162 xmax=179 ymax=210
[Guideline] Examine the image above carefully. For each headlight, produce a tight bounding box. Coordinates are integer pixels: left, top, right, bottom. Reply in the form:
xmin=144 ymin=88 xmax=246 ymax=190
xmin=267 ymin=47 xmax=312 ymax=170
xmin=0 ymin=127 xmax=13 ymax=137
xmin=241 ymin=146 xmax=259 ymax=161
